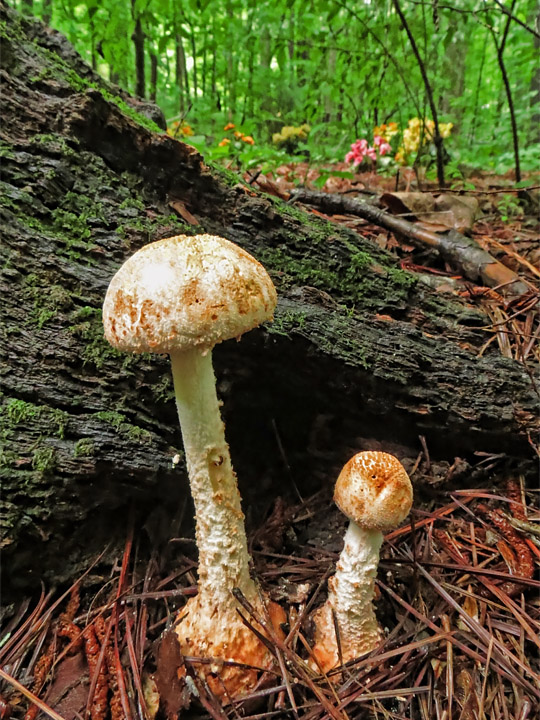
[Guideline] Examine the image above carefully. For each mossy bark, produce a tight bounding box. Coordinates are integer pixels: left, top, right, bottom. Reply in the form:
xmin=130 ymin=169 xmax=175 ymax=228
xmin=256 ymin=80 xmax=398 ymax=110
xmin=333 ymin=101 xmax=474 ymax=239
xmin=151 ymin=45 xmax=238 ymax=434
xmin=0 ymin=3 xmax=537 ymax=595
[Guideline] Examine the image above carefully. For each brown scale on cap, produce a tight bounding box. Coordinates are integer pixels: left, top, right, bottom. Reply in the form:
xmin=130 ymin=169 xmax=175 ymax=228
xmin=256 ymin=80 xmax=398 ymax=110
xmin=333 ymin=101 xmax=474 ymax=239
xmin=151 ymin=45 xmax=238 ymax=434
xmin=334 ymin=451 xmax=413 ymax=532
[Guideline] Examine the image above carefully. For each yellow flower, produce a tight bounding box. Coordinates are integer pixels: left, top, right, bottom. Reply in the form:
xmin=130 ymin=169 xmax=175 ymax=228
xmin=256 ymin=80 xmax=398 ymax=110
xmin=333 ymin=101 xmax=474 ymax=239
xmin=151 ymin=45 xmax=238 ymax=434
xmin=440 ymin=122 xmax=453 ymax=138
xmin=374 ymin=122 xmax=399 ymax=142
xmin=273 ymin=124 xmax=310 ymax=145
xmin=218 ymin=138 xmax=231 ymax=147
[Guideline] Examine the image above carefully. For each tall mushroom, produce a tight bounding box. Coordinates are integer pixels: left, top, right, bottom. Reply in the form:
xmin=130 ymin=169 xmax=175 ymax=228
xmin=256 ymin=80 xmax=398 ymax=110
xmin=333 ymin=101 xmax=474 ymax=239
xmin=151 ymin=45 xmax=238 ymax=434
xmin=311 ymin=451 xmax=413 ymax=673
xmin=102 ymin=234 xmax=284 ymax=698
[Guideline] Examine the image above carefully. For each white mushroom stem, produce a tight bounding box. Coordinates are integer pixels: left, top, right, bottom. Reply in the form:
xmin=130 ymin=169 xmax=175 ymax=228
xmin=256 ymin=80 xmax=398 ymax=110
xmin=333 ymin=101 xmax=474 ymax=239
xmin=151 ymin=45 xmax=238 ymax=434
xmin=328 ymin=521 xmax=383 ymax=651
xmin=170 ymin=346 xmax=257 ymax=608
xmin=312 ymin=522 xmax=382 ymax=669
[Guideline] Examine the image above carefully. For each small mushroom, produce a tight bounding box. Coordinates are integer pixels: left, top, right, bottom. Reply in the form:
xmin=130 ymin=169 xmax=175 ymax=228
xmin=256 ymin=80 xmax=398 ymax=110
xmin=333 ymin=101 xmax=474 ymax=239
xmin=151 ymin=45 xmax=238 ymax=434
xmin=103 ymin=234 xmax=284 ymax=698
xmin=311 ymin=451 xmax=413 ymax=673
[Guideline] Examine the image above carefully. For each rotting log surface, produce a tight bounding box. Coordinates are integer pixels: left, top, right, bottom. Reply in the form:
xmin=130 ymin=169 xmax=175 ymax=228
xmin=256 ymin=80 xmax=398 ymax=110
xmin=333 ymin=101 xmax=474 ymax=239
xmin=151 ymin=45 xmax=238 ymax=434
xmin=0 ymin=4 xmax=537 ymax=594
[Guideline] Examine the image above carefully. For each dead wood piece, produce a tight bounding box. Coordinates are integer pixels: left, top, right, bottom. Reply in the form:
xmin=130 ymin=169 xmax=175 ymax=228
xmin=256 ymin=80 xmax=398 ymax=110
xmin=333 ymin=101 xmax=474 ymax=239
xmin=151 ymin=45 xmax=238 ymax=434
xmin=289 ymin=188 xmax=530 ymax=296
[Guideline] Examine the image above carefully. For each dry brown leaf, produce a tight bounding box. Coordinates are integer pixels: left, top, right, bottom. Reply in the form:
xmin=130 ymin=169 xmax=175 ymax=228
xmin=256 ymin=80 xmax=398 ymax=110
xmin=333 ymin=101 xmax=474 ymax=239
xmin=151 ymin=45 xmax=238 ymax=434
xmin=435 ymin=194 xmax=479 ymax=232
xmin=44 ymin=653 xmax=89 ymax=720
xmin=381 ymin=191 xmax=479 ymax=232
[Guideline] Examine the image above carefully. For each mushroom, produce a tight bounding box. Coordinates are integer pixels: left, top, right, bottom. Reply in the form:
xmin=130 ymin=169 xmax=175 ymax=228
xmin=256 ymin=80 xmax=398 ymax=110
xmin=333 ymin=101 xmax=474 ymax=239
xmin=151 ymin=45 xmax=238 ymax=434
xmin=311 ymin=451 xmax=413 ymax=673
xmin=102 ymin=234 xmax=285 ymax=698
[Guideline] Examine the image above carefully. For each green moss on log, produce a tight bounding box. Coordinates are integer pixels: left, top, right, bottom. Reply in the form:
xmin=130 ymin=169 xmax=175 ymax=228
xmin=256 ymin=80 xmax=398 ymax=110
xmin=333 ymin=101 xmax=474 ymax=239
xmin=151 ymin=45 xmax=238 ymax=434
xmin=1 ymin=398 xmax=68 ymax=439
xmin=94 ymin=411 xmax=151 ymax=444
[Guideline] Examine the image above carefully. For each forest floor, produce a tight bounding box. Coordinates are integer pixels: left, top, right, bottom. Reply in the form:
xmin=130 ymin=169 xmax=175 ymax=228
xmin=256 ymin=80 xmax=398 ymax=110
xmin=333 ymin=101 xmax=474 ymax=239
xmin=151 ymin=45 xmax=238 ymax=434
xmin=248 ymin=162 xmax=540 ymax=366
xmin=1 ymin=465 xmax=539 ymax=720
xmin=1 ymin=165 xmax=539 ymax=719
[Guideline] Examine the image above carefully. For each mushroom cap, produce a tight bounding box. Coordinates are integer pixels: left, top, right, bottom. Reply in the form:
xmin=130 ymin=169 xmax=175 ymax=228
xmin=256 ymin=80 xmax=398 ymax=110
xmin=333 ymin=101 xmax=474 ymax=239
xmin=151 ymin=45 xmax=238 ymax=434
xmin=103 ymin=234 xmax=277 ymax=353
xmin=334 ymin=451 xmax=413 ymax=531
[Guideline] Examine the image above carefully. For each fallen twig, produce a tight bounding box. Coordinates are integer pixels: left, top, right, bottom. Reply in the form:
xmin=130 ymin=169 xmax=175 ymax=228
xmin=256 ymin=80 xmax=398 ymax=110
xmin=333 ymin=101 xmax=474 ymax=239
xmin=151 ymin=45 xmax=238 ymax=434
xmin=289 ymin=187 xmax=531 ymax=296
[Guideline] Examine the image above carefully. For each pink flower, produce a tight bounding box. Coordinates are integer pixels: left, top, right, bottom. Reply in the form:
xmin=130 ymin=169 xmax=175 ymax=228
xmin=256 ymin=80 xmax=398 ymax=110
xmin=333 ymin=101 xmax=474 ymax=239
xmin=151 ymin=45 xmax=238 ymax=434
xmin=346 ymin=134 xmax=393 ymax=166
xmin=365 ymin=146 xmax=377 ymax=161
xmin=345 ymin=138 xmax=371 ymax=165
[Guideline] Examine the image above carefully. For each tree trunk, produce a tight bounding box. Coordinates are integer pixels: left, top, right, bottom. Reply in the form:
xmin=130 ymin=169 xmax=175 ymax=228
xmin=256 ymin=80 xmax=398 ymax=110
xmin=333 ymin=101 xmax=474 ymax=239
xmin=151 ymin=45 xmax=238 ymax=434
xmin=189 ymin=26 xmax=197 ymax=101
xmin=201 ymin=29 xmax=207 ymax=96
xmin=88 ymin=6 xmax=98 ymax=71
xmin=131 ymin=0 xmax=145 ymax=98
xmin=323 ymin=47 xmax=337 ymax=123
xmin=175 ymin=31 xmax=189 ymax=113
xmin=225 ymin=0 xmax=236 ymax=115
xmin=41 ymin=0 xmax=52 ymax=25
xmin=149 ymin=51 xmax=157 ymax=103
xmin=0 ymin=3 xmax=537 ymax=597
xmin=530 ymin=10 xmax=540 ymax=143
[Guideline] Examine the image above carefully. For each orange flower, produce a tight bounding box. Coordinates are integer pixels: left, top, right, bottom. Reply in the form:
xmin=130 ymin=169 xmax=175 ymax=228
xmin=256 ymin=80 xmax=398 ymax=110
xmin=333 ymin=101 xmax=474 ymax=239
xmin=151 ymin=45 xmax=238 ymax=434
xmin=234 ymin=130 xmax=243 ymax=138
xmin=224 ymin=123 xmax=235 ymax=131
xmin=218 ymin=138 xmax=231 ymax=147
xmin=242 ymin=135 xmax=255 ymax=145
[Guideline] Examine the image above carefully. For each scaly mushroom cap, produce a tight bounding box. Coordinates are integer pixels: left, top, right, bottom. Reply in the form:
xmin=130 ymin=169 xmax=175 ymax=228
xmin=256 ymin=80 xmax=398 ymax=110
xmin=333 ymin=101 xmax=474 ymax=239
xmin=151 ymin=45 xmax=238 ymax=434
xmin=103 ymin=234 xmax=277 ymax=353
xmin=334 ymin=451 xmax=413 ymax=531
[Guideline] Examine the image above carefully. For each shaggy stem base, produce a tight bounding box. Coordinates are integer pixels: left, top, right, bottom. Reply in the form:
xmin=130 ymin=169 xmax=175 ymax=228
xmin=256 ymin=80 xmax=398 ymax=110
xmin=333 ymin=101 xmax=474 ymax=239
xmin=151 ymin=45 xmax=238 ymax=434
xmin=312 ymin=522 xmax=383 ymax=673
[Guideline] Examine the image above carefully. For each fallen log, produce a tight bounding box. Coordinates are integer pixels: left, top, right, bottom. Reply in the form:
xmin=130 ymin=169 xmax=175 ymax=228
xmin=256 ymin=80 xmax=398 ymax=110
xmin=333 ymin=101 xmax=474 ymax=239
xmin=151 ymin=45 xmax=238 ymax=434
xmin=0 ymin=3 xmax=537 ymax=594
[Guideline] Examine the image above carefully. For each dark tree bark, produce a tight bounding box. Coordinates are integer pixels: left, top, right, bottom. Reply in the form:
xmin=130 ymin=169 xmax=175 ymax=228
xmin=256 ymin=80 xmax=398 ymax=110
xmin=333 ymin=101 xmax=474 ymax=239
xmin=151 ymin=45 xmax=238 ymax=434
xmin=131 ymin=0 xmax=145 ymax=98
xmin=0 ymin=3 xmax=537 ymax=596
xmin=488 ymin=0 xmax=521 ymax=182
xmin=175 ymin=31 xmax=188 ymax=113
xmin=41 ymin=0 xmax=52 ymax=26
xmin=532 ymin=10 xmax=540 ymax=143
xmin=149 ymin=51 xmax=158 ymax=103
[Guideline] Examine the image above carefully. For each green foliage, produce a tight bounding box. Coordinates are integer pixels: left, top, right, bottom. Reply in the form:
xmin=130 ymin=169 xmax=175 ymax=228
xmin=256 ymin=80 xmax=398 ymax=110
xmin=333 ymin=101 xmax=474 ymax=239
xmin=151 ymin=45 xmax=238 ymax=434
xmin=15 ymin=0 xmax=540 ymax=173
xmin=497 ymin=193 xmax=522 ymax=222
